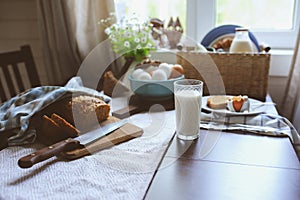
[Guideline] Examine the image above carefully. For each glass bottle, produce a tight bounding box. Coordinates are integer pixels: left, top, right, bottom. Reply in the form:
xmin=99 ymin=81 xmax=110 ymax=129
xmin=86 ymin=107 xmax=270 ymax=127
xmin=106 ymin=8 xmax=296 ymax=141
xmin=229 ymin=28 xmax=253 ymax=53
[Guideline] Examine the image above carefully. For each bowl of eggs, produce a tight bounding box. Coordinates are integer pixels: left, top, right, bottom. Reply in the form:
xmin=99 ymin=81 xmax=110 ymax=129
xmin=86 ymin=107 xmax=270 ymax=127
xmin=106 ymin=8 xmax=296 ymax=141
xmin=128 ymin=61 xmax=185 ymax=99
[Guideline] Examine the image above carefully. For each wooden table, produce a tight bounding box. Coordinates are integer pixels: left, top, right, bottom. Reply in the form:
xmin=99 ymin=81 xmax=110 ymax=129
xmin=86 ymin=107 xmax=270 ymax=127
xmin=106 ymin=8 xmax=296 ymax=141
xmin=1 ymin=93 xmax=299 ymax=199
xmin=144 ymin=129 xmax=300 ymax=200
xmin=112 ymin=94 xmax=300 ymax=199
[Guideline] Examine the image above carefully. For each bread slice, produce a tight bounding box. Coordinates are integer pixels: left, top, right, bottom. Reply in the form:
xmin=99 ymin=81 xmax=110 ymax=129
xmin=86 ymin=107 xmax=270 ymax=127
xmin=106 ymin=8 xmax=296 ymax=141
xmin=207 ymin=96 xmax=230 ymax=109
xmin=41 ymin=115 xmax=59 ymax=130
xmin=38 ymin=115 xmax=66 ymax=145
xmin=51 ymin=113 xmax=80 ymax=138
xmin=36 ymin=113 xmax=81 ymax=145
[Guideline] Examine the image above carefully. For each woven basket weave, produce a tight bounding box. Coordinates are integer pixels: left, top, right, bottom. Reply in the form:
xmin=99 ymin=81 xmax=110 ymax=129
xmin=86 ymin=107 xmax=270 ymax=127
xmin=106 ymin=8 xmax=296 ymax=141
xmin=176 ymin=52 xmax=270 ymax=101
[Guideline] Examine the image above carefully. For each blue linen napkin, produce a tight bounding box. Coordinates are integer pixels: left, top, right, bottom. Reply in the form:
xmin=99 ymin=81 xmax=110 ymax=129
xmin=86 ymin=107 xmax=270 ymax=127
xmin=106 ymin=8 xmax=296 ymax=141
xmin=0 ymin=77 xmax=110 ymax=146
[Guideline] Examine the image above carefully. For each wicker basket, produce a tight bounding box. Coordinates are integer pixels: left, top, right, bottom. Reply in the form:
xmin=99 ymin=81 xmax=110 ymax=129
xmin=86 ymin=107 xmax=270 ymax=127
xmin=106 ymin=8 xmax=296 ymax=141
xmin=176 ymin=52 xmax=271 ymax=101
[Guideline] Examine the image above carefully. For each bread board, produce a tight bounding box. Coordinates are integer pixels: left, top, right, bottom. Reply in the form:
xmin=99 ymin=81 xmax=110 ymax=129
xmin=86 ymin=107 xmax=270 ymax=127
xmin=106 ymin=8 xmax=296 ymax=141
xmin=112 ymin=95 xmax=175 ymax=119
xmin=61 ymin=116 xmax=143 ymax=160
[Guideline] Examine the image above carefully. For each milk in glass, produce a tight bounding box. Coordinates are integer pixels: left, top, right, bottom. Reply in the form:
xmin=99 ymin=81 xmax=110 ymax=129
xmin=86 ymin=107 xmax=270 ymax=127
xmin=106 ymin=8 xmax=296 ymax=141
xmin=175 ymin=90 xmax=202 ymax=139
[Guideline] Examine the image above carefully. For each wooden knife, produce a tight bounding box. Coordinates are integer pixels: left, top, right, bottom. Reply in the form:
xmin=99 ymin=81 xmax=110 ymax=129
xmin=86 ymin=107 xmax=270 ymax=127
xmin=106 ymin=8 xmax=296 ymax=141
xmin=18 ymin=119 xmax=128 ymax=168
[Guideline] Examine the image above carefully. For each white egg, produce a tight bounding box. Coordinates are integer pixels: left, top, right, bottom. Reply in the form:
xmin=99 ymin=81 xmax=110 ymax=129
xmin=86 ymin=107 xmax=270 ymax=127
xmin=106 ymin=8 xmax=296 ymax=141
xmin=137 ymin=71 xmax=152 ymax=80
xmin=158 ymin=63 xmax=169 ymax=68
xmin=132 ymin=68 xmax=144 ymax=79
xmin=152 ymin=69 xmax=168 ymax=80
xmin=158 ymin=63 xmax=172 ymax=78
xmin=145 ymin=65 xmax=157 ymax=73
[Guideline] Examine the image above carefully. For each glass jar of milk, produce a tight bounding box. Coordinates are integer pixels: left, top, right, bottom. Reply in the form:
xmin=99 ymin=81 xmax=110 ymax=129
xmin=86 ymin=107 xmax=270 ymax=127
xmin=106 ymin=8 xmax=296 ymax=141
xmin=174 ymin=79 xmax=203 ymax=140
xmin=229 ymin=28 xmax=253 ymax=53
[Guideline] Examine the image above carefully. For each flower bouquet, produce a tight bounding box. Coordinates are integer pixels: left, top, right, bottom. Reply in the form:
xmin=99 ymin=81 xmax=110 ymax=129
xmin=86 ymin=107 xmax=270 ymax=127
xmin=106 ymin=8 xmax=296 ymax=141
xmin=100 ymin=13 xmax=156 ymax=76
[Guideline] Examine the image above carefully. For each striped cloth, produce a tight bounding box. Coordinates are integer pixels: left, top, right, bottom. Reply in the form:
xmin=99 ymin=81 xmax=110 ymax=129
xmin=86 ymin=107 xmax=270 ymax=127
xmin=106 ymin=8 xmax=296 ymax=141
xmin=200 ymin=112 xmax=300 ymax=158
xmin=0 ymin=77 xmax=110 ymax=146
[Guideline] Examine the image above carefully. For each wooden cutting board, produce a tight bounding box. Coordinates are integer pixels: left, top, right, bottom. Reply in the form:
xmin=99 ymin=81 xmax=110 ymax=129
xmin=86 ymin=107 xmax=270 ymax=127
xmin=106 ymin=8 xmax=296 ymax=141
xmin=112 ymin=95 xmax=175 ymax=119
xmin=61 ymin=116 xmax=143 ymax=160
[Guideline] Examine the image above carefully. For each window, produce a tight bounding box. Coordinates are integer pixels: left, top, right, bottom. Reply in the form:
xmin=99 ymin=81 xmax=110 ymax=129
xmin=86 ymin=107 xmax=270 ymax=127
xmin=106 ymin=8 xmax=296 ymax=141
xmin=114 ymin=0 xmax=300 ymax=49
xmin=189 ymin=0 xmax=300 ymax=49
xmin=215 ymin=0 xmax=295 ymax=30
xmin=114 ymin=0 xmax=187 ymax=30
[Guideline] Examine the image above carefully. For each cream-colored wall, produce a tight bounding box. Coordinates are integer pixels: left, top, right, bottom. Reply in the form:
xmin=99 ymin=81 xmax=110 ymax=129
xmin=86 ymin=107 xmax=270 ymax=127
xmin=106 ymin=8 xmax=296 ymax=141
xmin=0 ymin=0 xmax=47 ymax=84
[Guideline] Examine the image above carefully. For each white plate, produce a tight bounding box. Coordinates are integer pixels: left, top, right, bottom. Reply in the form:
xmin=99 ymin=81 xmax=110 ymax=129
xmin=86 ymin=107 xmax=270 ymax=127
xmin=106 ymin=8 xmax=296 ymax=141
xmin=202 ymin=96 xmax=266 ymax=116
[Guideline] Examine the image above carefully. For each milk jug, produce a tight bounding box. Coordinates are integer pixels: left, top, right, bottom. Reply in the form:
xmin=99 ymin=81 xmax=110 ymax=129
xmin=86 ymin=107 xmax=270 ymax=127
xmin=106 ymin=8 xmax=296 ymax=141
xmin=229 ymin=28 xmax=253 ymax=53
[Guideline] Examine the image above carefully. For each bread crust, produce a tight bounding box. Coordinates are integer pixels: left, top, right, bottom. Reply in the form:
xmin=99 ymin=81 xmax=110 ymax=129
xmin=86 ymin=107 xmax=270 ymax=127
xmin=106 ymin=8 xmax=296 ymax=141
xmin=64 ymin=95 xmax=110 ymax=131
xmin=32 ymin=95 xmax=111 ymax=145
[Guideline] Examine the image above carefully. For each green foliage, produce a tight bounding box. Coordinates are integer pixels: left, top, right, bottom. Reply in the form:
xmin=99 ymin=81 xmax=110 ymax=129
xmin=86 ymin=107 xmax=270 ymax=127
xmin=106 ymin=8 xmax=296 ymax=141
xmin=100 ymin=13 xmax=156 ymax=61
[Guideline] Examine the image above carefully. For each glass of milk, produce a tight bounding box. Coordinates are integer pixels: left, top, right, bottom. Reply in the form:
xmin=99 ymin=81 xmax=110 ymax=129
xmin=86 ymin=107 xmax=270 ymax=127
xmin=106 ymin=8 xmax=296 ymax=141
xmin=174 ymin=79 xmax=203 ymax=140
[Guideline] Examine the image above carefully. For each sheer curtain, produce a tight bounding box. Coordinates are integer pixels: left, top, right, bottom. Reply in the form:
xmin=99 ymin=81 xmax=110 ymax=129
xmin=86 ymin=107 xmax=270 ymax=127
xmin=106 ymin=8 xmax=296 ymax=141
xmin=281 ymin=25 xmax=300 ymax=130
xmin=37 ymin=0 xmax=115 ymax=85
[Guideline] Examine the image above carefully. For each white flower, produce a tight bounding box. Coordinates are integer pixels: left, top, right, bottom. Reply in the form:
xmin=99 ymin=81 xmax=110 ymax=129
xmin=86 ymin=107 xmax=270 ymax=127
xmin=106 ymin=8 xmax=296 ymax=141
xmin=147 ymin=43 xmax=153 ymax=48
xmin=124 ymin=41 xmax=130 ymax=48
xmin=141 ymin=37 xmax=147 ymax=43
xmin=110 ymin=37 xmax=117 ymax=43
xmin=134 ymin=38 xmax=140 ymax=43
xmin=104 ymin=28 xmax=111 ymax=35
xmin=111 ymin=24 xmax=118 ymax=30
xmin=100 ymin=13 xmax=155 ymax=57
xmin=124 ymin=31 xmax=131 ymax=37
xmin=109 ymin=34 xmax=115 ymax=40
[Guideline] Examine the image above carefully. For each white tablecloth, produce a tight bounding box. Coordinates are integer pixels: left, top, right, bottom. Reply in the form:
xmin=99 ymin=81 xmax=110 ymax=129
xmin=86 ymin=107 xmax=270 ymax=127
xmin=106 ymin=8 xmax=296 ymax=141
xmin=0 ymin=109 xmax=176 ymax=200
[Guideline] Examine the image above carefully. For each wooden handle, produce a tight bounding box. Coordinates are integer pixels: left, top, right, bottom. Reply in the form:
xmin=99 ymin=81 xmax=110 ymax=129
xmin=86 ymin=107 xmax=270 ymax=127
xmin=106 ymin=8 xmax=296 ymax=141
xmin=18 ymin=138 xmax=81 ymax=168
xmin=112 ymin=105 xmax=142 ymax=119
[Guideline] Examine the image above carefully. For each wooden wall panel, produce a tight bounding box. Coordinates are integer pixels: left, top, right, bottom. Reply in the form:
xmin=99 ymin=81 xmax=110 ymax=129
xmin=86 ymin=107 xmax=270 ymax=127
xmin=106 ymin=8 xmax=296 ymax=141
xmin=0 ymin=21 xmax=39 ymax=40
xmin=0 ymin=0 xmax=37 ymax=20
xmin=0 ymin=40 xmax=43 ymax=57
xmin=0 ymin=0 xmax=47 ymax=85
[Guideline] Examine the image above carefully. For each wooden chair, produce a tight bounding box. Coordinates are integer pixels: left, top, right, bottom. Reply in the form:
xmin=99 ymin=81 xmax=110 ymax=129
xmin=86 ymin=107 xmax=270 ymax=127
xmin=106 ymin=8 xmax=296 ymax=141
xmin=0 ymin=45 xmax=41 ymax=102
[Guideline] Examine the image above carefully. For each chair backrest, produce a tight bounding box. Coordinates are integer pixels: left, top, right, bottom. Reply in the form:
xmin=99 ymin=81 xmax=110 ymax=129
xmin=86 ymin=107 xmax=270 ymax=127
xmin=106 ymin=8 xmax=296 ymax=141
xmin=0 ymin=45 xmax=41 ymax=103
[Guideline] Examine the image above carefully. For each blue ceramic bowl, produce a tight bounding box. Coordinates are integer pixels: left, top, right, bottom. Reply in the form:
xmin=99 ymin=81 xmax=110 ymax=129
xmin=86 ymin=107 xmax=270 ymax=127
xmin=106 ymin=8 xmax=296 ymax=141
xmin=128 ymin=75 xmax=184 ymax=99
